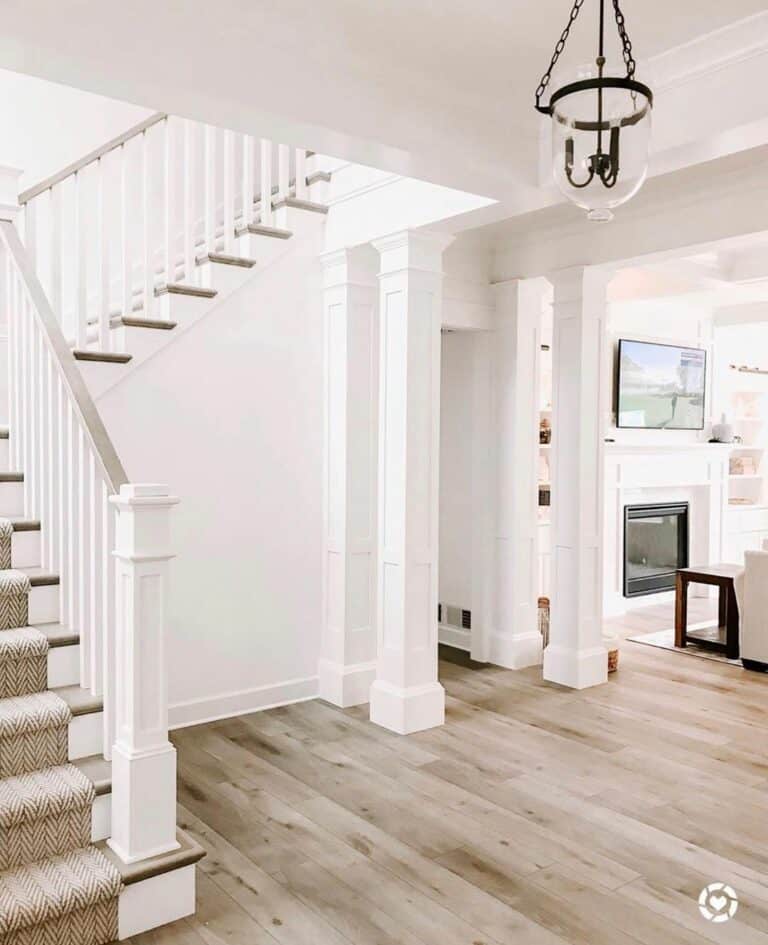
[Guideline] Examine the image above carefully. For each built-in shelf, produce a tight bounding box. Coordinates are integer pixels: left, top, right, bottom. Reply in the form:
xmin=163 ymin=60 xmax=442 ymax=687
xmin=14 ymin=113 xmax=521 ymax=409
xmin=731 ymin=445 xmax=764 ymax=451
xmin=539 ymin=443 xmax=552 ymax=450
xmin=729 ymin=473 xmax=762 ymax=480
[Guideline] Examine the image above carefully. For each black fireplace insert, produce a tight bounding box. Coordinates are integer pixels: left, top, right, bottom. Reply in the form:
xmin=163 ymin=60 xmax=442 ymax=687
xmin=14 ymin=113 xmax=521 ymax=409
xmin=623 ymin=502 xmax=689 ymax=598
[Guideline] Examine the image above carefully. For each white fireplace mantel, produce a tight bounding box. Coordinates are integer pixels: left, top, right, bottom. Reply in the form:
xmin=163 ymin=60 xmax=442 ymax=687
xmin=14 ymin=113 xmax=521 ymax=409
xmin=603 ymin=442 xmax=731 ymax=616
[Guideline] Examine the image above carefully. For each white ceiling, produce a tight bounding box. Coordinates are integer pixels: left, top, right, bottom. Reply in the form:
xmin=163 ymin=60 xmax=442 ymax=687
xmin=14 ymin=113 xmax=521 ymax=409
xmin=0 ymin=0 xmax=766 ymax=205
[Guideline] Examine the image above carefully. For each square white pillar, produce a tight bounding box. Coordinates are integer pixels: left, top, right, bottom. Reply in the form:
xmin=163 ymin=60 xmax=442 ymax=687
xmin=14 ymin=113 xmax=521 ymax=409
xmin=543 ymin=267 xmax=609 ymax=690
xmin=319 ymin=246 xmax=379 ymax=707
xmin=369 ymin=230 xmax=453 ymax=734
xmin=492 ymin=278 xmax=548 ymax=669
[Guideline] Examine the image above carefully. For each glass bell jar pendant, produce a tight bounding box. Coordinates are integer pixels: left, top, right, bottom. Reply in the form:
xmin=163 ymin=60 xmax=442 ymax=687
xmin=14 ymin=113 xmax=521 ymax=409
xmin=534 ymin=0 xmax=653 ymax=221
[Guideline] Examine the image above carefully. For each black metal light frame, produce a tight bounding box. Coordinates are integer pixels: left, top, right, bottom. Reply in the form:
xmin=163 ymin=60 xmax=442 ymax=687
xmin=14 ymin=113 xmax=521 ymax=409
xmin=534 ymin=0 xmax=653 ymax=192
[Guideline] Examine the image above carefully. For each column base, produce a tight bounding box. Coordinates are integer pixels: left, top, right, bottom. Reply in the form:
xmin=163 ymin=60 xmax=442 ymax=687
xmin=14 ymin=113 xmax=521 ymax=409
xmin=543 ymin=643 xmax=608 ymax=690
xmin=318 ymin=658 xmax=376 ymax=708
xmin=489 ymin=630 xmax=543 ymax=669
xmin=369 ymin=680 xmax=445 ymax=734
xmin=108 ymin=742 xmax=180 ymax=865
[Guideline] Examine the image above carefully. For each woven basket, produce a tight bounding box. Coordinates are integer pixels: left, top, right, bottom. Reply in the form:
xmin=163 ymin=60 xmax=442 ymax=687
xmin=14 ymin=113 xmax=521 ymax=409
xmin=608 ymin=648 xmax=619 ymax=673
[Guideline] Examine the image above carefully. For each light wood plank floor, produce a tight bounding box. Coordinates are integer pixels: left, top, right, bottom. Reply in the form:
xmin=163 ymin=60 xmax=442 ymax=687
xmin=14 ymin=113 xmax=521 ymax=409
xmin=128 ymin=601 xmax=768 ymax=945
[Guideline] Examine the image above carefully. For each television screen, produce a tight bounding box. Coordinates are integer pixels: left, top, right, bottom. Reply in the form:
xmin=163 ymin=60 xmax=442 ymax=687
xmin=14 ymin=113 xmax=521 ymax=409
xmin=617 ymin=340 xmax=706 ymax=430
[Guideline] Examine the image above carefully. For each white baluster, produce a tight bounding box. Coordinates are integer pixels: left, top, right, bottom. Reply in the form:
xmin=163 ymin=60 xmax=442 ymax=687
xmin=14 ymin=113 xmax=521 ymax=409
xmin=277 ymin=144 xmax=290 ymax=202
xmin=163 ymin=118 xmax=175 ymax=289
xmin=223 ymin=130 xmax=234 ymax=254
xmin=46 ymin=355 xmax=57 ymax=572
xmin=57 ymin=376 xmax=68 ymax=624
xmin=88 ymin=452 xmax=101 ymax=695
xmin=7 ymin=265 xmax=19 ymax=471
xmin=121 ymin=143 xmax=132 ymax=320
xmin=74 ymin=172 xmax=88 ymax=350
xmin=141 ymin=131 xmax=153 ymax=318
xmin=49 ymin=186 xmax=63 ymax=319
xmin=102 ymin=484 xmax=116 ymax=760
xmin=260 ymin=139 xmax=273 ymax=226
xmin=24 ymin=200 xmax=37 ymax=274
xmin=241 ymin=135 xmax=254 ymax=230
xmin=78 ymin=426 xmax=91 ymax=688
xmin=295 ymin=148 xmax=307 ymax=200
xmin=204 ymin=125 xmax=217 ymax=255
xmin=108 ymin=484 xmax=180 ymax=864
xmin=97 ymin=157 xmax=110 ymax=351
xmin=183 ymin=120 xmax=195 ymax=281
xmin=66 ymin=399 xmax=79 ymax=633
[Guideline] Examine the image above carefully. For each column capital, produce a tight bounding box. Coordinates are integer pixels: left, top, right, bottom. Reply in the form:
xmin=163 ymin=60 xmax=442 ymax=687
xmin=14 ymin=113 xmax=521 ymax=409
xmin=372 ymin=229 xmax=454 ymax=277
xmin=545 ymin=264 xmax=614 ymax=302
xmin=319 ymin=244 xmax=378 ymax=289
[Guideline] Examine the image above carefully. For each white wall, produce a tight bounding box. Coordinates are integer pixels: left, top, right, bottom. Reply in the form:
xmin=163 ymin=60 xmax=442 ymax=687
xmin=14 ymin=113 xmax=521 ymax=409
xmin=0 ymin=68 xmax=151 ymax=190
xmin=97 ymin=230 xmax=324 ymax=726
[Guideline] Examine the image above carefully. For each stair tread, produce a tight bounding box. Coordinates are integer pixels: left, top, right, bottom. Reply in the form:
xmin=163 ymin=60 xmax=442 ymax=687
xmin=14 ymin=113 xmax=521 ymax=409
xmin=72 ymin=755 xmax=111 ymax=796
xmin=196 ymin=252 xmax=257 ymax=269
xmin=112 ymin=315 xmax=178 ymax=331
xmin=155 ymin=282 xmax=217 ymax=299
xmin=72 ymin=349 xmax=132 ymax=364
xmin=271 ymin=195 xmax=328 ymax=214
xmin=52 ymin=685 xmax=102 ymax=718
xmin=0 ymin=763 xmax=93 ymax=827
xmin=15 ymin=567 xmax=59 ymax=588
xmin=236 ymin=222 xmax=293 ymax=241
xmin=3 ymin=518 xmax=40 ymax=533
xmin=32 ymin=623 xmax=79 ymax=648
xmin=0 ymin=846 xmax=120 ymax=935
xmin=0 ymin=473 xmax=23 ymax=483
xmin=98 ymin=827 xmax=205 ymax=886
xmin=0 ymin=428 xmax=8 ymax=440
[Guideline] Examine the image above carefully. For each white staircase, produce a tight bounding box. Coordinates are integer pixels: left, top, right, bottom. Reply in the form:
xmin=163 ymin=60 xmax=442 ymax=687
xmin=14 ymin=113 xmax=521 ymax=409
xmin=0 ymin=114 xmax=330 ymax=941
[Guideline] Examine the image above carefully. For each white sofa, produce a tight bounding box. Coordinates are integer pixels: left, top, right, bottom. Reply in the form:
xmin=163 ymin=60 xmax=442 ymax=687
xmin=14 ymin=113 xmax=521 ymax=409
xmin=734 ymin=542 xmax=768 ymax=672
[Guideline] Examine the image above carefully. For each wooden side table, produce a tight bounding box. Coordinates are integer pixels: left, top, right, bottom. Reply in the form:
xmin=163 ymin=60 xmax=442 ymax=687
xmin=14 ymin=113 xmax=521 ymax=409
xmin=675 ymin=564 xmax=742 ymax=660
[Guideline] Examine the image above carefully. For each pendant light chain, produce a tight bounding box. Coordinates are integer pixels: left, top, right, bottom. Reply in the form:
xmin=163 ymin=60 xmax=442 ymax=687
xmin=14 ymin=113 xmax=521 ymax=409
xmin=612 ymin=0 xmax=636 ymax=79
xmin=534 ymin=0 xmax=587 ymax=113
xmin=535 ymin=0 xmax=638 ymax=112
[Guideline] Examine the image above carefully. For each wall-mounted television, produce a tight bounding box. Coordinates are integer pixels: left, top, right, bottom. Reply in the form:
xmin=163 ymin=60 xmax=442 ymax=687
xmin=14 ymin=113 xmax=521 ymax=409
xmin=616 ymin=339 xmax=706 ymax=430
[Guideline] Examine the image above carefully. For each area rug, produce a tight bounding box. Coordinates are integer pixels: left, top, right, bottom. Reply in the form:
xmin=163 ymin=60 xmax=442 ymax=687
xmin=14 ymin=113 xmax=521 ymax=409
xmin=627 ymin=626 xmax=742 ymax=666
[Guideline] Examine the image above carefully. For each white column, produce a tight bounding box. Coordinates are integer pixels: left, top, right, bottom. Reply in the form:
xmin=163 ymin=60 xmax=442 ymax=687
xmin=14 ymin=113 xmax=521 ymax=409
xmin=492 ymin=278 xmax=548 ymax=668
xmin=319 ymin=246 xmax=379 ymax=707
xmin=543 ymin=267 xmax=609 ymax=689
xmin=108 ymin=483 xmax=180 ymax=864
xmin=370 ymin=230 xmax=453 ymax=734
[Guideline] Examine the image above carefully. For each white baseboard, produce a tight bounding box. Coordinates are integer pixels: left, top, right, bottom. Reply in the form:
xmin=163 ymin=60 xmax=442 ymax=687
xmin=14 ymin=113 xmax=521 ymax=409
xmin=438 ymin=624 xmax=471 ymax=652
xmin=168 ymin=675 xmax=319 ymax=729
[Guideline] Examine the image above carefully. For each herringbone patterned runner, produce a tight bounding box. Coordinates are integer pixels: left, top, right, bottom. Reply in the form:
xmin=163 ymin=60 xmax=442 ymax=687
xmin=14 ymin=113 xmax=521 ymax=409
xmin=0 ymin=522 xmax=12 ymax=571
xmin=0 ymin=631 xmax=47 ymax=700
xmin=0 ymin=572 xmax=29 ymax=633
xmin=0 ymin=694 xmax=70 ymax=778
xmin=0 ymin=765 xmax=94 ymax=871
xmin=0 ymin=847 xmax=120 ymax=943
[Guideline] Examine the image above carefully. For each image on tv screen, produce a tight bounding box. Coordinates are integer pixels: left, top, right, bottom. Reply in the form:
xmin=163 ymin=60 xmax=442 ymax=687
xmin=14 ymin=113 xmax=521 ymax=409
xmin=617 ymin=340 xmax=706 ymax=430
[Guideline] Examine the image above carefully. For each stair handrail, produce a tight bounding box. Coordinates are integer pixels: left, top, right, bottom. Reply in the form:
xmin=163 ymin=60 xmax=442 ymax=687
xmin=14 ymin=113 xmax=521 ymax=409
xmin=0 ymin=217 xmax=128 ymax=492
xmin=18 ymin=112 xmax=167 ymax=206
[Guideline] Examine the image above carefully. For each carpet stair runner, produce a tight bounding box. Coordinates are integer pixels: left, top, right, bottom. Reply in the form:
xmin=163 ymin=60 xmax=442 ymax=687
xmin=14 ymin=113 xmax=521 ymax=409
xmin=0 ymin=519 xmax=121 ymax=944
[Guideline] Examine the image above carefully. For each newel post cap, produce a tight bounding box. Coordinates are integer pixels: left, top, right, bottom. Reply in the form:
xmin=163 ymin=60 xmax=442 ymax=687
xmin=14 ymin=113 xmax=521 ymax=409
xmin=110 ymin=483 xmax=180 ymax=509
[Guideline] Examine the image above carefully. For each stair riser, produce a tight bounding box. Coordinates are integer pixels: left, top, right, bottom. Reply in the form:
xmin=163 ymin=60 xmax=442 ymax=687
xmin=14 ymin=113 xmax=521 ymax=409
xmin=0 ymin=480 xmax=24 ymax=516
xmin=0 ymin=439 xmax=8 ymax=472
xmin=28 ymin=582 xmax=59 ymax=624
xmin=92 ymin=792 xmax=111 ymax=843
xmin=48 ymin=643 xmax=80 ymax=688
xmin=118 ymin=863 xmax=196 ymax=940
xmin=237 ymin=232 xmax=292 ymax=267
xmin=69 ymin=709 xmax=104 ymax=760
xmin=111 ymin=325 xmax=174 ymax=362
xmin=11 ymin=529 xmax=40 ymax=569
xmin=195 ymin=260 xmax=254 ymax=295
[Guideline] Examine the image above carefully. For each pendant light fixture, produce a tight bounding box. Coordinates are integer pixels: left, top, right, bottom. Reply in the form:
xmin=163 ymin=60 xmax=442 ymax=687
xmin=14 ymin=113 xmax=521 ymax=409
xmin=534 ymin=0 xmax=653 ymax=221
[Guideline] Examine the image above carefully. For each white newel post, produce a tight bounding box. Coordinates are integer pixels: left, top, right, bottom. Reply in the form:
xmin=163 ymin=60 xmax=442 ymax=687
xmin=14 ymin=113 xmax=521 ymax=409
xmin=108 ymin=484 xmax=180 ymax=864
xmin=492 ymin=278 xmax=548 ymax=668
xmin=369 ymin=230 xmax=453 ymax=734
xmin=543 ymin=266 xmax=609 ymax=689
xmin=319 ymin=246 xmax=379 ymax=707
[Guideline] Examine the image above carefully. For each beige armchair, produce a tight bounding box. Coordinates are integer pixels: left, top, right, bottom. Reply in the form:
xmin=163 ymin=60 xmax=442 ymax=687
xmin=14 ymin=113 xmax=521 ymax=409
xmin=735 ymin=545 xmax=768 ymax=672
